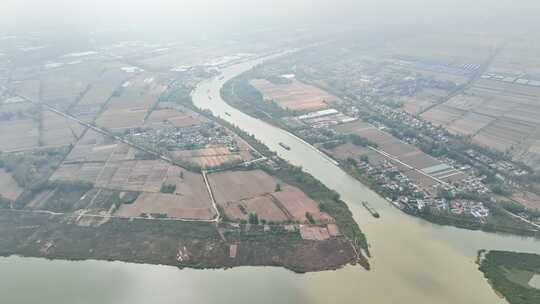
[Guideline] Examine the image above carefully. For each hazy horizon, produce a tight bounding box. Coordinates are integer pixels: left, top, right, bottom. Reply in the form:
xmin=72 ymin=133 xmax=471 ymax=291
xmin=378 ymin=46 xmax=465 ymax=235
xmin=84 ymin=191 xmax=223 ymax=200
xmin=2 ymin=0 xmax=539 ymax=39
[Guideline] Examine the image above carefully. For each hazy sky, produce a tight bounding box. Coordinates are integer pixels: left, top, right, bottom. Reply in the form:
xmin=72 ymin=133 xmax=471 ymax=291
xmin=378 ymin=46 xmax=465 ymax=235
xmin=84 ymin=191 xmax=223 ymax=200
xmin=1 ymin=0 xmax=539 ymax=37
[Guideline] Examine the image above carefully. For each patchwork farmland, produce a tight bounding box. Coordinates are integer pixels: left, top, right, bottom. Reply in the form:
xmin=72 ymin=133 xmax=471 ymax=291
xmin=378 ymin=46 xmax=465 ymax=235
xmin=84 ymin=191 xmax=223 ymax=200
xmin=421 ymin=78 xmax=540 ymax=170
xmin=250 ymin=79 xmax=336 ymax=111
xmin=208 ymin=169 xmax=333 ymax=224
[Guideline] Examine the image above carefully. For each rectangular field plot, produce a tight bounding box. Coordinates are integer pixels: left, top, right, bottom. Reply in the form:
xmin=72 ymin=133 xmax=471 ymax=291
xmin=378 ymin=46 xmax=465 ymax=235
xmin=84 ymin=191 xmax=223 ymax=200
xmin=51 ymin=157 xmax=206 ymax=196
xmin=0 ymin=119 xmax=39 ymax=151
xmin=421 ymin=105 xmax=466 ymax=126
xmin=95 ymin=73 xmax=166 ymax=131
xmin=114 ymin=192 xmax=215 ymax=220
xmin=208 ymin=170 xmax=279 ymax=203
xmin=271 ymin=186 xmax=332 ymax=223
xmin=77 ymin=69 xmax=128 ymax=107
xmin=333 ymin=121 xmax=373 ymax=134
xmin=221 ymin=195 xmax=288 ymax=223
xmin=512 ymin=191 xmax=540 ymax=211
xmin=399 ymin=151 xmax=441 ymax=169
xmin=38 ymin=62 xmax=122 ymax=110
xmin=250 ymin=79 xmax=336 ymax=111
xmin=173 ymin=146 xmax=250 ymax=168
xmin=62 ymin=130 xmax=136 ymax=163
xmin=401 ymin=170 xmax=440 ymax=190
xmin=420 ymin=78 xmax=540 ymax=169
xmin=209 ymin=169 xmax=331 ymax=224
xmin=144 ymin=108 xmax=207 ymax=128
xmin=446 ymin=112 xmax=495 ymax=136
xmin=41 ymin=110 xmax=86 ymax=147
xmin=299 ymin=226 xmax=331 ymax=241
xmin=0 ymin=169 xmax=23 ymax=201
xmin=473 ymin=119 xmax=533 ymax=152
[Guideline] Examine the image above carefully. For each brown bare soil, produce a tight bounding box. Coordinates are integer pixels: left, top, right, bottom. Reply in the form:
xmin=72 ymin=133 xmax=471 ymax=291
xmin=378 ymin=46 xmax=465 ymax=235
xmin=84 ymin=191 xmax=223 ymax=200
xmin=41 ymin=110 xmax=85 ymax=147
xmin=446 ymin=112 xmax=494 ymax=136
xmin=52 ymin=157 xmax=206 ymax=195
xmin=145 ymin=108 xmax=207 ymax=128
xmin=439 ymin=171 xmax=467 ymax=184
xmin=38 ymin=63 xmax=120 ymax=110
xmin=0 ymin=169 xmax=23 ymax=201
xmin=251 ymin=79 xmax=335 ymax=111
xmin=115 ymin=192 xmax=215 ymax=220
xmin=421 ymin=105 xmax=466 ymax=127
xmin=222 ymin=195 xmax=288 ymax=222
xmin=474 ymin=118 xmax=535 ymax=152
xmin=400 ymin=88 xmax=447 ymax=115
xmin=0 ymin=119 xmax=38 ymax=151
xmin=95 ymin=73 xmax=166 ymax=130
xmin=173 ymin=146 xmax=248 ymax=168
xmin=322 ymin=143 xmax=390 ymax=168
xmin=512 ymin=191 xmax=540 ymax=211
xmin=77 ymin=69 xmax=127 ymax=106
xmin=422 ymin=79 xmax=540 ymax=170
xmin=402 ymin=98 xmax=435 ymax=115
xmin=327 ymin=224 xmax=341 ymax=236
xmin=208 ymin=169 xmax=280 ymax=203
xmin=399 ymin=151 xmax=441 ymax=169
xmin=62 ymin=130 xmax=136 ymax=163
xmin=401 ymin=170 xmax=440 ymax=190
xmin=272 ymin=186 xmax=332 ymax=223
xmin=333 ymin=120 xmax=373 ymax=134
xmin=299 ymin=225 xmax=331 ymax=240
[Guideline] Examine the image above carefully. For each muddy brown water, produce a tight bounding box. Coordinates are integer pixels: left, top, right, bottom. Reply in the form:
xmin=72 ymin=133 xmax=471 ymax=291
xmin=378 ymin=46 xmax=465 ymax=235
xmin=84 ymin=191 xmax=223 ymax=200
xmin=1 ymin=55 xmax=539 ymax=304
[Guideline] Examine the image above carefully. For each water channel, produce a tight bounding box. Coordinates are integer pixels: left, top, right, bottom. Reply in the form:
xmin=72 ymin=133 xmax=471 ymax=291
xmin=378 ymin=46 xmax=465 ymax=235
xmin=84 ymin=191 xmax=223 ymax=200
xmin=1 ymin=55 xmax=538 ymax=304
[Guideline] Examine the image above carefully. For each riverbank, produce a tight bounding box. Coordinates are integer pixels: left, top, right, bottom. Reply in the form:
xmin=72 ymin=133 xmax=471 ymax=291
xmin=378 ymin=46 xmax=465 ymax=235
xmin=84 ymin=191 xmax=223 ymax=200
xmin=338 ymin=161 xmax=540 ymax=238
xmin=478 ymin=250 xmax=540 ymax=304
xmin=0 ymin=74 xmax=371 ymax=273
xmin=172 ymin=89 xmax=370 ymax=263
xmin=0 ymin=210 xmax=358 ymax=273
xmin=174 ymin=53 xmax=540 ymax=303
xmin=219 ymin=71 xmax=540 ymax=239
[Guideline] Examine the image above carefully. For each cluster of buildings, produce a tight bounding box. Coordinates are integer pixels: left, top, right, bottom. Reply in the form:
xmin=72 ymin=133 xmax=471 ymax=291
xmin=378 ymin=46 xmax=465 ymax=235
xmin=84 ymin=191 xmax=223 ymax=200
xmin=281 ymin=108 xmax=357 ymax=143
xmin=396 ymin=196 xmax=489 ymax=219
xmin=296 ymin=108 xmax=357 ymax=128
xmin=452 ymin=175 xmax=490 ymax=194
xmin=481 ymin=73 xmax=540 ymax=87
xmin=465 ymin=149 xmax=528 ymax=177
xmin=362 ymin=101 xmax=451 ymax=144
xmin=448 ymin=200 xmax=490 ymax=218
xmin=360 ymin=156 xmax=491 ymax=219
xmin=126 ymin=122 xmax=239 ymax=152
xmin=343 ymin=88 xmax=528 ymax=190
xmin=395 ymin=57 xmax=480 ymax=76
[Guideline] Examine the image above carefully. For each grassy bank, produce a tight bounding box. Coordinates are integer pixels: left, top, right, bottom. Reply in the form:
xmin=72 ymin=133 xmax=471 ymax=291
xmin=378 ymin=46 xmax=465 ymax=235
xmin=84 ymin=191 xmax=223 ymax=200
xmin=478 ymin=250 xmax=540 ymax=304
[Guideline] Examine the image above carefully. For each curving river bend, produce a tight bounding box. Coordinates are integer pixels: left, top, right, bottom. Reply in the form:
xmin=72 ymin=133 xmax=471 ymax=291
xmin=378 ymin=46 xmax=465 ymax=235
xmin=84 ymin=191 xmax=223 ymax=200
xmin=1 ymin=55 xmax=538 ymax=304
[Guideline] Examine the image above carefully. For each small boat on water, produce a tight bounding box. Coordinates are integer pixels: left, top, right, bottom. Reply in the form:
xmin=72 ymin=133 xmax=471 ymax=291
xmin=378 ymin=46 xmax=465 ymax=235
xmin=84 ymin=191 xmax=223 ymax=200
xmin=279 ymin=142 xmax=291 ymax=151
xmin=362 ymin=201 xmax=380 ymax=218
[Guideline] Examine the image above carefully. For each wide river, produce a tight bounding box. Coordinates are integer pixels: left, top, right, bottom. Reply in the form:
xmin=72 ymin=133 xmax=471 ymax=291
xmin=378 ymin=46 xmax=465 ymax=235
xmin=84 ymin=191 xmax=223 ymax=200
xmin=2 ymin=56 xmax=539 ymax=304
